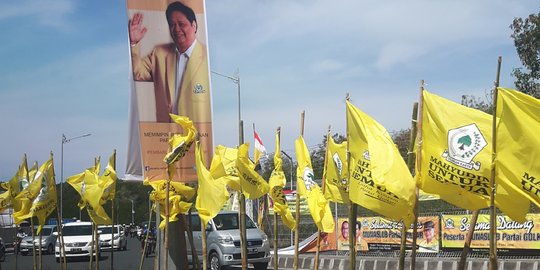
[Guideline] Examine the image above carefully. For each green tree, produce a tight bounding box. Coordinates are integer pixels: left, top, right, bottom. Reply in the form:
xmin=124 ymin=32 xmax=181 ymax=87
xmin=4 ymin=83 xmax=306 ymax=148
xmin=511 ymin=11 xmax=540 ymax=98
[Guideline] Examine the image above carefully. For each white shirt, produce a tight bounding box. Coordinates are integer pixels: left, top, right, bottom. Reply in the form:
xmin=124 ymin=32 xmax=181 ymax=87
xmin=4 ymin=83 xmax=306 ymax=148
xmin=172 ymin=40 xmax=197 ymax=115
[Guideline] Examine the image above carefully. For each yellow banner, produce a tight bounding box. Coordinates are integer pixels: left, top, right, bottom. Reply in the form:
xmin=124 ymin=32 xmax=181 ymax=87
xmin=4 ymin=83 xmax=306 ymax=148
xmin=441 ymin=214 xmax=540 ymax=250
xmin=337 ymin=216 xmax=440 ymax=252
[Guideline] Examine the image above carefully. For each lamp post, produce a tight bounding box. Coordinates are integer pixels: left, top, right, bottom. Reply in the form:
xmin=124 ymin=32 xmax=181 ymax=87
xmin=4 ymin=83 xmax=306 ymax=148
xmin=131 ymin=199 xmax=135 ymax=225
xmin=211 ymin=70 xmax=241 ymax=140
xmin=61 ymin=133 xmax=91 ymax=219
xmin=280 ymin=150 xmax=294 ymax=245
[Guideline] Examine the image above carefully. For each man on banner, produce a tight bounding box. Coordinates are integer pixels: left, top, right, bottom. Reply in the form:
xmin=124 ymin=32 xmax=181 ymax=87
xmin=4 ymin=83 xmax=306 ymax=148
xmin=126 ymin=0 xmax=212 ymax=182
xmin=129 ymin=1 xmax=211 ymax=124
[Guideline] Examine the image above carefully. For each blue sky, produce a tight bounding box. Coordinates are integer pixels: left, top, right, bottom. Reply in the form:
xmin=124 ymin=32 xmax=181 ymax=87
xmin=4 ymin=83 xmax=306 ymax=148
xmin=0 ymin=0 xmax=538 ymax=181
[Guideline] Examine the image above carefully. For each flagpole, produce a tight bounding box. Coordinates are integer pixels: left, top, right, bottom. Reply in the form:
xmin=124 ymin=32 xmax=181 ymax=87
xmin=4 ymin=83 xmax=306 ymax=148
xmin=273 ymin=127 xmax=281 ymax=270
xmin=39 ymin=230 xmax=42 ymax=270
xmin=314 ymin=125 xmax=332 ymax=270
xmin=458 ymin=210 xmax=479 ymax=270
xmin=111 ymin=150 xmax=116 ymax=270
xmin=201 ymin=214 xmax=208 ymax=270
xmin=165 ymin=167 xmax=171 ymax=270
xmin=89 ymin=222 xmax=94 ymax=270
xmin=95 ymin=222 xmax=99 ymax=270
xmin=345 ymin=94 xmax=357 ymax=270
xmin=294 ymin=111 xmax=305 ymax=270
xmin=186 ymin=209 xmax=199 ymax=270
xmin=238 ymin=120 xmax=248 ymax=270
xmin=31 ymin=218 xmax=37 ymax=270
xmin=398 ymin=102 xmax=419 ymax=270
xmin=139 ymin=200 xmax=154 ymax=270
xmin=488 ymin=56 xmax=502 ymax=270
xmin=411 ymin=81 xmax=425 ymax=270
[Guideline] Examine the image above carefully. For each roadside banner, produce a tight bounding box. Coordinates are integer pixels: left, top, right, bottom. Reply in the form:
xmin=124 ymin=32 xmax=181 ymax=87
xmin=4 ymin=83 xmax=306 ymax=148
xmin=125 ymin=0 xmax=213 ymax=182
xmin=441 ymin=214 xmax=540 ymax=252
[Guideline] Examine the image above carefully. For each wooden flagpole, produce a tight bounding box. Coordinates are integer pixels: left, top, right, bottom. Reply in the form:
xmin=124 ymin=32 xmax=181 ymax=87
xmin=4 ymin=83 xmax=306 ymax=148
xmin=458 ymin=210 xmax=479 ymax=270
xmin=410 ymin=80 xmax=425 ymax=270
xmin=345 ymin=94 xmax=357 ymax=270
xmin=31 ymin=219 xmax=36 ymax=270
xmin=273 ymin=127 xmax=281 ymax=270
xmin=110 ymin=150 xmax=116 ymax=270
xmin=488 ymin=56 xmax=502 ymax=270
xmin=293 ymin=111 xmax=305 ymax=270
xmin=95 ymin=222 xmax=100 ymax=270
xmin=398 ymin=102 xmax=419 ymax=270
xmin=314 ymin=125 xmax=332 ymax=270
xmin=238 ymin=120 xmax=248 ymax=270
xmin=164 ymin=167 xmax=171 ymax=270
xmin=39 ymin=230 xmax=42 ymax=270
xmin=186 ymin=209 xmax=199 ymax=270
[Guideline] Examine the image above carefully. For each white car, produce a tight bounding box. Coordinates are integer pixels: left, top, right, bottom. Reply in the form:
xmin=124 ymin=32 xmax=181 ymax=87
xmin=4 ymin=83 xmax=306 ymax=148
xmin=98 ymin=225 xmax=127 ymax=251
xmin=55 ymin=222 xmax=99 ymax=262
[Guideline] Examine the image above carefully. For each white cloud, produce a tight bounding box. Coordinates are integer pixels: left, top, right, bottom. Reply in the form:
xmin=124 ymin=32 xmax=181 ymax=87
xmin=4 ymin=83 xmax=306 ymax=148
xmin=0 ymin=0 xmax=75 ymax=30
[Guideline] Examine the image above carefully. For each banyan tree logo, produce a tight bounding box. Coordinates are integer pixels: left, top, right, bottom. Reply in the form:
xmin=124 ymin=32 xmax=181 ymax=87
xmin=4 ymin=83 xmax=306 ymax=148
xmin=444 ymin=218 xmax=455 ymax=229
xmin=442 ymin=124 xmax=487 ymax=171
xmin=302 ymin=167 xmax=317 ymax=192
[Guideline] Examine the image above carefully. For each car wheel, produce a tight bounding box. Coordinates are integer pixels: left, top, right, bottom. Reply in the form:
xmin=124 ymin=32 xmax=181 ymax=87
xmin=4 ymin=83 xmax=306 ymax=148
xmin=209 ymin=252 xmax=223 ymax=270
xmin=47 ymin=244 xmax=54 ymax=254
xmin=253 ymin=262 xmax=268 ymax=270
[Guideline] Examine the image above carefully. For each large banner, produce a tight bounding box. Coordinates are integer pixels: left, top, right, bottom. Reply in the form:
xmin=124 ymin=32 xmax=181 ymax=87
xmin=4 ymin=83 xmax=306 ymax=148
xmin=125 ymin=0 xmax=213 ymax=182
xmin=441 ymin=214 xmax=540 ymax=252
xmin=337 ymin=216 xmax=440 ymax=252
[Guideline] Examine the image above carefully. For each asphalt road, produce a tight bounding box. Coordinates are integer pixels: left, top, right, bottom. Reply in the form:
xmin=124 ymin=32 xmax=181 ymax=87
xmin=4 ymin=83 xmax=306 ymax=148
xmin=0 ymin=236 xmax=154 ymax=270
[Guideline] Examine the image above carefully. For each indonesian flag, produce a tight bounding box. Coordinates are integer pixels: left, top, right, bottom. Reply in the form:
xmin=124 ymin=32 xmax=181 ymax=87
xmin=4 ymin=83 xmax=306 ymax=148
xmin=254 ymin=131 xmax=267 ymax=165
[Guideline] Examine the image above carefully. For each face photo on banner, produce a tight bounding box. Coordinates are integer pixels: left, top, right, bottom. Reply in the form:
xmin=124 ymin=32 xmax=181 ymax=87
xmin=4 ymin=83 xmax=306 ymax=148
xmin=126 ymin=0 xmax=213 ymax=182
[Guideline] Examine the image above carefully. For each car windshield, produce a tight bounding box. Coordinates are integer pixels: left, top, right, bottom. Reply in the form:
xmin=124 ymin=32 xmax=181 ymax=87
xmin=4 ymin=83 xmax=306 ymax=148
xmin=99 ymin=227 xmax=119 ymax=234
xmin=33 ymin=228 xmax=53 ymax=236
xmin=213 ymin=214 xmax=257 ymax=230
xmin=63 ymin=225 xmax=92 ymax=236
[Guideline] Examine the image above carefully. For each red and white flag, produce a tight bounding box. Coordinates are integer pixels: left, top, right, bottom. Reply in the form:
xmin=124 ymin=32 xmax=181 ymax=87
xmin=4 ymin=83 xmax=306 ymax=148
xmin=253 ymin=131 xmax=267 ymax=165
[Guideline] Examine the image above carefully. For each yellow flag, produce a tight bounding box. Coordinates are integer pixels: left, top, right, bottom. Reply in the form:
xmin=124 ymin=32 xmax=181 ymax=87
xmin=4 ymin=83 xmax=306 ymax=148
xmin=1 ymin=155 xmax=30 ymax=212
xmin=14 ymin=156 xmax=57 ymax=233
xmin=419 ymin=90 xmax=529 ymax=222
xmin=195 ymin=141 xmax=229 ymax=226
xmin=100 ymin=151 xmax=117 ymax=203
xmin=269 ymin=131 xmax=296 ymax=230
xmin=210 ymin=145 xmax=241 ymax=191
xmin=163 ymin=114 xmax=196 ymax=164
xmin=0 ymin=189 xmax=11 ymax=212
xmin=295 ymin=136 xmax=334 ymax=232
xmin=347 ymin=101 xmax=416 ymax=226
xmin=496 ymin=88 xmax=540 ymax=213
xmin=236 ymin=144 xmax=270 ymax=199
xmin=323 ymin=137 xmax=349 ymax=204
xmin=145 ymin=179 xmax=195 ymax=229
xmin=87 ymin=204 xmax=112 ymax=225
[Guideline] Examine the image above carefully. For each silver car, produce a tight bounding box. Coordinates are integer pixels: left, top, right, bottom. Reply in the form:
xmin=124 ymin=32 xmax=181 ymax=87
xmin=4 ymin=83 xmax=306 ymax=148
xmin=20 ymin=225 xmax=57 ymax=255
xmin=188 ymin=211 xmax=270 ymax=270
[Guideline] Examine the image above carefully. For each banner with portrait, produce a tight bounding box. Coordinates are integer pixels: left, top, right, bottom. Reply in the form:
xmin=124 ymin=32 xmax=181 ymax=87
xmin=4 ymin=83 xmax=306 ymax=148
xmin=337 ymin=216 xmax=440 ymax=252
xmin=125 ymin=0 xmax=213 ymax=182
xmin=441 ymin=214 xmax=540 ymax=252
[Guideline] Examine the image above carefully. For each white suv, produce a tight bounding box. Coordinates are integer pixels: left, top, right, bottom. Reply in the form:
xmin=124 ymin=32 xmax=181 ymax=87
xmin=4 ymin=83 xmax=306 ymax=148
xmin=55 ymin=222 xmax=99 ymax=262
xmin=98 ymin=225 xmax=127 ymax=251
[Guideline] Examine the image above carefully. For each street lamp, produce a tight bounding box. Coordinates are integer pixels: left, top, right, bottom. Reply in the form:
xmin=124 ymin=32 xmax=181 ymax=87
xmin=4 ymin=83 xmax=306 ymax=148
xmin=131 ymin=199 xmax=135 ymax=225
xmin=211 ymin=70 xmax=241 ymax=143
xmin=60 ymin=133 xmax=91 ymax=219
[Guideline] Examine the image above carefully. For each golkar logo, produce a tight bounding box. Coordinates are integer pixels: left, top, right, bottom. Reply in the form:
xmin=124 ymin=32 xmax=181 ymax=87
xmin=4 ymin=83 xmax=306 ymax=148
xmin=302 ymin=167 xmax=317 ymax=192
xmin=442 ymin=124 xmax=487 ymax=171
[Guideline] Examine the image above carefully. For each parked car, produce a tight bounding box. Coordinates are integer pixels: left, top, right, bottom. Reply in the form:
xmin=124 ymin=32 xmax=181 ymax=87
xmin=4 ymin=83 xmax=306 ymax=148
xmin=20 ymin=225 xmax=57 ymax=255
xmin=54 ymin=221 xmax=99 ymax=262
xmin=187 ymin=211 xmax=271 ymax=270
xmin=98 ymin=225 xmax=127 ymax=251
xmin=0 ymin=237 xmax=5 ymax=262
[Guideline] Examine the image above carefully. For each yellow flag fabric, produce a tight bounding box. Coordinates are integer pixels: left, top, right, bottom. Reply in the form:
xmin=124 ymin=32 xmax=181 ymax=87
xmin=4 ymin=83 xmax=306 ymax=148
xmin=1 ymin=156 xmax=30 ymax=212
xmin=210 ymin=145 xmax=241 ymax=191
xmin=195 ymin=141 xmax=230 ymax=226
xmin=323 ymin=137 xmax=349 ymax=204
xmin=268 ymin=132 xmax=296 ymax=230
xmin=496 ymin=88 xmax=540 ymax=211
xmin=144 ymin=179 xmax=195 ymax=229
xmin=14 ymin=156 xmax=57 ymax=233
xmin=163 ymin=114 xmax=196 ymax=164
xmin=67 ymin=164 xmax=112 ymax=224
xmin=346 ymin=101 xmax=416 ymax=226
xmin=0 ymin=188 xmax=12 ymax=212
xmin=236 ymin=144 xmax=270 ymax=199
xmin=419 ymin=90 xmax=529 ymax=222
xmin=295 ymin=136 xmax=334 ymax=232
xmin=100 ymin=151 xmax=117 ymax=203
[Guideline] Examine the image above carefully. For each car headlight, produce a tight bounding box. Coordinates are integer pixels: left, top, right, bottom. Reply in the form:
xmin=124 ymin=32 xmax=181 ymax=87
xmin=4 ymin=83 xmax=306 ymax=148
xmin=261 ymin=234 xmax=268 ymax=242
xmin=217 ymin=235 xmax=234 ymax=245
xmin=113 ymin=235 xmax=119 ymax=240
